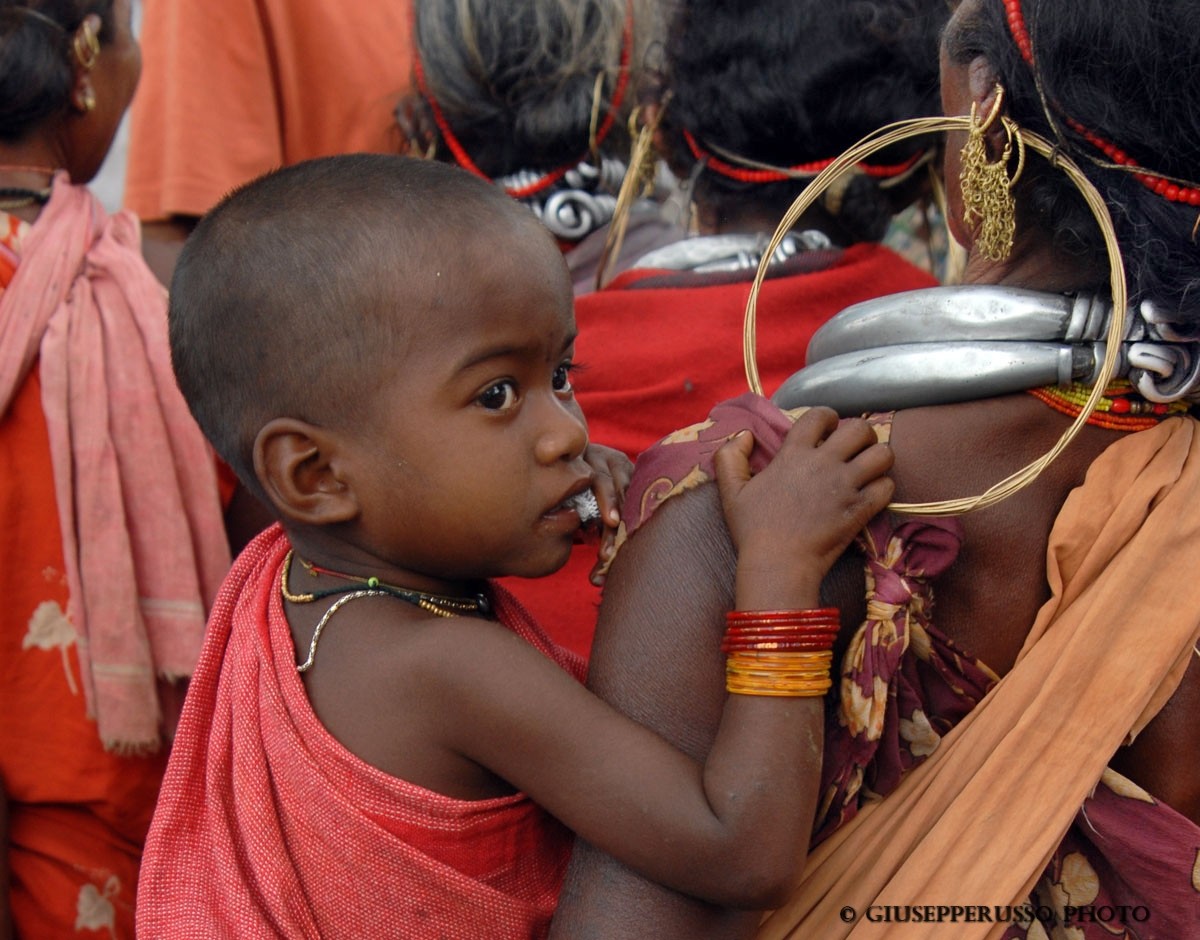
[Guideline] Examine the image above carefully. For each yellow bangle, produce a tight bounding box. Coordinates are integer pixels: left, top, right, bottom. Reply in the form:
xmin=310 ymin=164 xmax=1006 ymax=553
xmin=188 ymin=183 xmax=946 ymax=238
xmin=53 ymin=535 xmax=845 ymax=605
xmin=725 ymin=650 xmax=834 ymax=697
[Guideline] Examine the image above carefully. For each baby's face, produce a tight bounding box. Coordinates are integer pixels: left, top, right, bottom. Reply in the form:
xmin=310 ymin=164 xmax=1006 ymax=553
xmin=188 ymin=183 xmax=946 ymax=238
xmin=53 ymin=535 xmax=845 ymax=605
xmin=345 ymin=221 xmax=592 ymax=587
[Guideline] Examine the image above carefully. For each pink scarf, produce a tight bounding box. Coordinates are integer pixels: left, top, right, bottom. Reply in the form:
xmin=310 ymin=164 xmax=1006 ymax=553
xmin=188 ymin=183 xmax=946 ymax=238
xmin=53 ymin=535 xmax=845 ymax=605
xmin=0 ymin=174 xmax=230 ymax=752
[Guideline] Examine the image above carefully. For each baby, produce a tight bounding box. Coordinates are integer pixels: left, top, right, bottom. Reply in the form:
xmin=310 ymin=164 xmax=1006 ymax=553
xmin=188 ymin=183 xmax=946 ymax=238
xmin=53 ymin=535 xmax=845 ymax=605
xmin=135 ymin=155 xmax=893 ymax=938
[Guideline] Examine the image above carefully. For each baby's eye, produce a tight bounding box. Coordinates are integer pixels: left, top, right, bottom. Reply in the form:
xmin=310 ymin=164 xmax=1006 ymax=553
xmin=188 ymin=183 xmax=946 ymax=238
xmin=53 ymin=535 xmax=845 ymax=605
xmin=478 ymin=380 xmax=518 ymax=411
xmin=552 ymin=362 xmax=576 ymax=394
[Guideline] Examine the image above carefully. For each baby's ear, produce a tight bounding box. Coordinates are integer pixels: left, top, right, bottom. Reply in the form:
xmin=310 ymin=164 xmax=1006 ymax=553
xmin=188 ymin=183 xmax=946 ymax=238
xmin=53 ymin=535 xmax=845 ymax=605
xmin=253 ymin=418 xmax=359 ymax=526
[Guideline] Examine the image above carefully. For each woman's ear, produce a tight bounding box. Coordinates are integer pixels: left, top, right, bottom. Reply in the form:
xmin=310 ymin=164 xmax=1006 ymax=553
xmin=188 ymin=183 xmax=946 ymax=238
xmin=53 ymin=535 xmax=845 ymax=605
xmin=967 ymin=55 xmax=1000 ymax=106
xmin=967 ymin=57 xmax=1008 ymax=155
xmin=70 ymin=14 xmax=101 ymax=114
xmin=71 ymin=74 xmax=96 ymax=114
xmin=253 ymin=418 xmax=359 ymax=526
xmin=639 ymin=100 xmax=665 ymax=153
xmin=396 ymin=93 xmax=437 ymax=159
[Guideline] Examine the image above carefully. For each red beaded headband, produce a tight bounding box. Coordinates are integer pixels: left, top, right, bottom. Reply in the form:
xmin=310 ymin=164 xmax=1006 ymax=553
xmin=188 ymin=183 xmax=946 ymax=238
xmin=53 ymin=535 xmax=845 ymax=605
xmin=1003 ymin=0 xmax=1200 ymax=206
xmin=682 ymin=129 xmax=930 ymax=185
xmin=412 ymin=1 xmax=633 ymax=201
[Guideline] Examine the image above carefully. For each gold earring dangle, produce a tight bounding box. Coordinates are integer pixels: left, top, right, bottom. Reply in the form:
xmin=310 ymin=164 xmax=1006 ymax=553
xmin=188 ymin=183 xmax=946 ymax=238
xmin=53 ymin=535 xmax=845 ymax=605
xmin=72 ymin=17 xmax=100 ymax=115
xmin=73 ymin=20 xmax=100 ymax=70
xmin=594 ymin=102 xmax=666 ymax=290
xmin=959 ymin=85 xmax=1025 ymax=262
xmin=405 ymin=136 xmax=436 ymax=160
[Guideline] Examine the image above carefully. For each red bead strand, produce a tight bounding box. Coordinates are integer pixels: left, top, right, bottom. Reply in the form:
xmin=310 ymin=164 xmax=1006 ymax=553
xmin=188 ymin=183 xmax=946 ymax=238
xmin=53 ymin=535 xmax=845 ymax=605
xmin=682 ymin=130 xmax=927 ymax=186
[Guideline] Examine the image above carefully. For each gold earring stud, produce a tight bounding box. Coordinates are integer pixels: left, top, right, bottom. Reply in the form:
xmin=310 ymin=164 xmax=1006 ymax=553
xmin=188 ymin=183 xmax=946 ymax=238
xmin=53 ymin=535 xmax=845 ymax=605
xmin=73 ymin=19 xmax=100 ymax=70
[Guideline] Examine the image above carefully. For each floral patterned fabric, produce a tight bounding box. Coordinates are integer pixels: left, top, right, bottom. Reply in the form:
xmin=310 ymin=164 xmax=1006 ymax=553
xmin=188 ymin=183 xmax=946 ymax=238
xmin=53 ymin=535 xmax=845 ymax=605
xmin=617 ymin=392 xmax=1200 ymax=939
xmin=813 ymin=514 xmax=997 ymax=845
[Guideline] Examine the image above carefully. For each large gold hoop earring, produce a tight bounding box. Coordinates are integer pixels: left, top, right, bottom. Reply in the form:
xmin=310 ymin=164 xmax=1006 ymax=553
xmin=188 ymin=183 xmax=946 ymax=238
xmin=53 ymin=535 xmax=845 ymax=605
xmin=742 ymin=110 xmax=1127 ymax=517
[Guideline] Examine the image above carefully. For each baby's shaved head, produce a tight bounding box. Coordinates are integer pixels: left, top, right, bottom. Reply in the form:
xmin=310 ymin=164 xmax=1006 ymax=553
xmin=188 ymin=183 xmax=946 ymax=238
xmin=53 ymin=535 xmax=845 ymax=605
xmin=169 ymin=154 xmax=544 ymax=494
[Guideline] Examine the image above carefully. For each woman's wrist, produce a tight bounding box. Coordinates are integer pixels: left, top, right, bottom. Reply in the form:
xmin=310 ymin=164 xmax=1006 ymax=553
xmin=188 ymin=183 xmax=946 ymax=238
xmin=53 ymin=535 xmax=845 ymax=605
xmin=733 ymin=558 xmax=825 ymax=611
xmin=722 ymin=608 xmax=840 ymax=697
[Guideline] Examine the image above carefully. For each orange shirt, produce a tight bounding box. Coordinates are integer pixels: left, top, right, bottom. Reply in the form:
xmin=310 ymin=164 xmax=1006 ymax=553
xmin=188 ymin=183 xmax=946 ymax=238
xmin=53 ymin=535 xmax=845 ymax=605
xmin=125 ymin=0 xmax=413 ymax=219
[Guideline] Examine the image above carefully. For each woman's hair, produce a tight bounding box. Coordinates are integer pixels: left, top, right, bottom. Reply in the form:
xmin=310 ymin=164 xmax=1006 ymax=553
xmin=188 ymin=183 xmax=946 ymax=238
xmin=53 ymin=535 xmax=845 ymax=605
xmin=0 ymin=0 xmax=115 ymax=143
xmin=656 ymin=0 xmax=949 ymax=243
xmin=412 ymin=0 xmax=654 ymax=177
xmin=945 ymin=0 xmax=1200 ymax=334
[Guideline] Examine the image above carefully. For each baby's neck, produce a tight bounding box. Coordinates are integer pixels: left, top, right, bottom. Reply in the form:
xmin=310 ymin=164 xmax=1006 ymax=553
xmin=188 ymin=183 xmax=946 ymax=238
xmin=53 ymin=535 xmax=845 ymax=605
xmin=283 ymin=529 xmax=486 ymax=605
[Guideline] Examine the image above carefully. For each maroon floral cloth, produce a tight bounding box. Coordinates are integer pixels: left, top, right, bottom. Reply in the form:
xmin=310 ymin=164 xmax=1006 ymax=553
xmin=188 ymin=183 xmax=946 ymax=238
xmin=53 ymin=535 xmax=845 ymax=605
xmin=616 ymin=392 xmax=1200 ymax=939
xmin=813 ymin=514 xmax=996 ymax=846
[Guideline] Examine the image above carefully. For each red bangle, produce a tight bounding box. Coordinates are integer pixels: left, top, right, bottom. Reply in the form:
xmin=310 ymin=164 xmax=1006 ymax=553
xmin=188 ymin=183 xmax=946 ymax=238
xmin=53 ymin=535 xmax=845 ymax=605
xmin=723 ymin=632 xmax=838 ymax=646
xmin=724 ymin=624 xmax=839 ymax=635
xmin=723 ymin=632 xmax=837 ymax=647
xmin=727 ymin=608 xmax=839 ymax=622
xmin=723 ymin=626 xmax=839 ymax=640
xmin=722 ymin=607 xmax=840 ymax=655
xmin=721 ymin=639 xmax=838 ymax=653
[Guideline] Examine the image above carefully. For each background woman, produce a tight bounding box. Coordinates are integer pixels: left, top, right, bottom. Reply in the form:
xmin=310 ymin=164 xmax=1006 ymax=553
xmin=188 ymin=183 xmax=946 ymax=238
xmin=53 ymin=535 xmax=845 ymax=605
xmin=551 ymin=0 xmax=1200 ymax=936
xmin=573 ymin=0 xmax=950 ymax=459
xmin=400 ymin=0 xmax=676 ymax=296
xmin=515 ymin=0 xmax=951 ymax=656
xmin=0 ymin=2 xmax=229 ymax=935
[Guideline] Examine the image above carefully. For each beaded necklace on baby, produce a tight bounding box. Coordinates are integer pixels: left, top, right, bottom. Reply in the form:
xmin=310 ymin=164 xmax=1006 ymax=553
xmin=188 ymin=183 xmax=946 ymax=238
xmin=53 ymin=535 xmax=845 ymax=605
xmin=280 ymin=551 xmax=490 ymax=672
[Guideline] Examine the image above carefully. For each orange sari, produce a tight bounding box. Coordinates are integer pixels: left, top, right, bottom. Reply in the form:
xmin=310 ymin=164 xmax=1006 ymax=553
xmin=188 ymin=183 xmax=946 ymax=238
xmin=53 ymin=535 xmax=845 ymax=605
xmin=0 ymin=212 xmax=159 ymax=935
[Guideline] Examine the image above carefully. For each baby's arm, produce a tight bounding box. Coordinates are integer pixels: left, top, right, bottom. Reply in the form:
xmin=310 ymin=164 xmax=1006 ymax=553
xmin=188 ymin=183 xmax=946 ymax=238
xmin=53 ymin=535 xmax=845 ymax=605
xmin=435 ymin=408 xmax=890 ymax=908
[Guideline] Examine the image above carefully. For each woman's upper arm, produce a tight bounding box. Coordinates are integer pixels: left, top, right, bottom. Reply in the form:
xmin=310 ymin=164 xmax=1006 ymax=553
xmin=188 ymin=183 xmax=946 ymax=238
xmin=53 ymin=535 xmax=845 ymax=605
xmin=550 ymin=484 xmax=763 ymax=940
xmin=586 ymin=484 xmax=735 ymax=752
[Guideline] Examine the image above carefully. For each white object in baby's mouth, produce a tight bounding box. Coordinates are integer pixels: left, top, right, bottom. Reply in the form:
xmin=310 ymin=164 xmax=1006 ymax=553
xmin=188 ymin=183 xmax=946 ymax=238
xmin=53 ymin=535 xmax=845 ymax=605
xmin=566 ymin=489 xmax=600 ymax=524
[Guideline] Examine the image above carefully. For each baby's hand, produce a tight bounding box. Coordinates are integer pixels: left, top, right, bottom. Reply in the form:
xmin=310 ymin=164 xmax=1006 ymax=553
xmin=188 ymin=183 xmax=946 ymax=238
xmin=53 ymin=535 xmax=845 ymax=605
xmin=714 ymin=408 xmax=893 ymax=607
xmin=581 ymin=443 xmax=633 ymax=584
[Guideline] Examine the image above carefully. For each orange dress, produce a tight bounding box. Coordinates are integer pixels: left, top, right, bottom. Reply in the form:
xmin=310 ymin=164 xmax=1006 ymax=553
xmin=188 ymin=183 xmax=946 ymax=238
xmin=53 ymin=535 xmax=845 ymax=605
xmin=0 ymin=213 xmax=162 ymax=936
xmin=0 ymin=187 xmax=233 ymax=937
